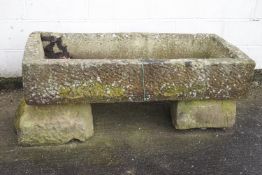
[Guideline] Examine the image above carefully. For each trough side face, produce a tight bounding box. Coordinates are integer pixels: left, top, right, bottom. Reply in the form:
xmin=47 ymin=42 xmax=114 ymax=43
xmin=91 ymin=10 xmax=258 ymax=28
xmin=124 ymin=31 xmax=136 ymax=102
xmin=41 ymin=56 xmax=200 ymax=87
xmin=23 ymin=33 xmax=144 ymax=105
xmin=23 ymin=59 xmax=144 ymax=104
xmin=23 ymin=32 xmax=45 ymax=104
xmin=23 ymin=32 xmax=255 ymax=105
xmin=143 ymin=58 xmax=255 ymax=101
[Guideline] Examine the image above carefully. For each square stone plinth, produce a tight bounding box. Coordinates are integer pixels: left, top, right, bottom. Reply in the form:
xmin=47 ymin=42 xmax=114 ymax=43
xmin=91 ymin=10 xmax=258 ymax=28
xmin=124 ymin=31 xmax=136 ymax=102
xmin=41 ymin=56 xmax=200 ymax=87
xmin=171 ymin=100 xmax=236 ymax=129
xmin=15 ymin=101 xmax=94 ymax=146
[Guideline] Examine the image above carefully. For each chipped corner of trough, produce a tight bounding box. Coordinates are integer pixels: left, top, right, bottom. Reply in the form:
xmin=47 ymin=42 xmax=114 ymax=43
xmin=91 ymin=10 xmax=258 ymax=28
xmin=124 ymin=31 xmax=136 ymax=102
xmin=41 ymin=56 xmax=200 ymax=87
xmin=210 ymin=33 xmax=256 ymax=65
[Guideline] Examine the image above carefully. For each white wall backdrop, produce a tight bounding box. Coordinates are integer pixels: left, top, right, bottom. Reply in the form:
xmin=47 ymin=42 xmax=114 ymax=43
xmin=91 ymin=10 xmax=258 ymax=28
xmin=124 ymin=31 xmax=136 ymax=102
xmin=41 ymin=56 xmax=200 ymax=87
xmin=0 ymin=0 xmax=262 ymax=77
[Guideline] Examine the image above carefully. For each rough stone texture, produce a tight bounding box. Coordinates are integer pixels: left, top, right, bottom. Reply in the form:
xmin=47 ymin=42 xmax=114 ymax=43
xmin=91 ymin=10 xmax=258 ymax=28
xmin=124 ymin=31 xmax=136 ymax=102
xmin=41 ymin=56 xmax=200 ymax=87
xmin=15 ymin=100 xmax=94 ymax=146
xmin=23 ymin=59 xmax=143 ymax=104
xmin=143 ymin=58 xmax=255 ymax=101
xmin=171 ymin=100 xmax=236 ymax=129
xmin=41 ymin=33 xmax=233 ymax=60
xmin=23 ymin=32 xmax=255 ymax=105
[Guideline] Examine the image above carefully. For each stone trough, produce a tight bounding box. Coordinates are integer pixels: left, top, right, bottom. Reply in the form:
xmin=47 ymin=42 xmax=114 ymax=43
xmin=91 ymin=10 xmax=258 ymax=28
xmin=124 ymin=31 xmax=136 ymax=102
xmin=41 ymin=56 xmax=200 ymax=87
xmin=16 ymin=32 xmax=255 ymax=146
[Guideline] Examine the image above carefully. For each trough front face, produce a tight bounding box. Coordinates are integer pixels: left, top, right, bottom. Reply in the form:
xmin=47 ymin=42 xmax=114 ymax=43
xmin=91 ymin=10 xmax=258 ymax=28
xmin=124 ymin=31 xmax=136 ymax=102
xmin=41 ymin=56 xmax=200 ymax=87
xmin=23 ymin=32 xmax=255 ymax=105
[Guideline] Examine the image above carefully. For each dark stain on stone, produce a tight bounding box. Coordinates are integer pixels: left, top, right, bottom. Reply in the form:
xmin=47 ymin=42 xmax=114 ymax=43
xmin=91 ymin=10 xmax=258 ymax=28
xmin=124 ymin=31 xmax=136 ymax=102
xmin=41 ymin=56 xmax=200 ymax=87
xmin=254 ymin=69 xmax=262 ymax=82
xmin=185 ymin=61 xmax=192 ymax=67
xmin=0 ymin=77 xmax=22 ymax=90
xmin=41 ymin=35 xmax=71 ymax=59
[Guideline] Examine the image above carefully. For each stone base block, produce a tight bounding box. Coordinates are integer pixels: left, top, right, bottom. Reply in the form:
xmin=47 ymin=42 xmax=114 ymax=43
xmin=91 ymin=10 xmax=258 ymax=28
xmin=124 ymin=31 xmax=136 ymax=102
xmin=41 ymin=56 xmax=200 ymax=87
xmin=171 ymin=100 xmax=236 ymax=129
xmin=15 ymin=101 xmax=94 ymax=146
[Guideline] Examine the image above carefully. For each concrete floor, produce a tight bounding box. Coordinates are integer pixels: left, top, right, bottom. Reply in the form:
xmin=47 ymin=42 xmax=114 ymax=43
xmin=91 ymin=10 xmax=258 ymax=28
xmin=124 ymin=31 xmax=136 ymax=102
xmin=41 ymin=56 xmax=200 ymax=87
xmin=0 ymin=88 xmax=261 ymax=175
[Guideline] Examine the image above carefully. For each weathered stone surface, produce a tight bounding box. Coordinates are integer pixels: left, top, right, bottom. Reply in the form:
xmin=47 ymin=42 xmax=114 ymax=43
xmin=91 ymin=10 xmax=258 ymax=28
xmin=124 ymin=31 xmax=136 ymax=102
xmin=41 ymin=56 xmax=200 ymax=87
xmin=23 ymin=32 xmax=255 ymax=105
xmin=41 ymin=33 xmax=233 ymax=60
xmin=171 ymin=100 xmax=236 ymax=129
xmin=143 ymin=58 xmax=254 ymax=101
xmin=23 ymin=59 xmax=144 ymax=104
xmin=15 ymin=100 xmax=94 ymax=146
xmin=143 ymin=60 xmax=207 ymax=101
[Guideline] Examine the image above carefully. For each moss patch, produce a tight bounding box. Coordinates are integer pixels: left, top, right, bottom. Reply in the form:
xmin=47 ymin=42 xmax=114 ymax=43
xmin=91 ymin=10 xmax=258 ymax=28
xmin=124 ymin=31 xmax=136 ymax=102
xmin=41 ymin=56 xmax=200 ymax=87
xmin=162 ymin=84 xmax=206 ymax=97
xmin=14 ymin=100 xmax=26 ymax=132
xmin=163 ymin=86 xmax=185 ymax=97
xmin=221 ymin=100 xmax=236 ymax=114
xmin=59 ymin=82 xmax=125 ymax=100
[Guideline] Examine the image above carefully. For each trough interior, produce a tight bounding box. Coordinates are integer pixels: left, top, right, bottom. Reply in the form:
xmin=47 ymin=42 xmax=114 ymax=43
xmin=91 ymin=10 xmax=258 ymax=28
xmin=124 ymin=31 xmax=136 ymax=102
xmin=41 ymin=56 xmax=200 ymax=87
xmin=41 ymin=33 xmax=232 ymax=59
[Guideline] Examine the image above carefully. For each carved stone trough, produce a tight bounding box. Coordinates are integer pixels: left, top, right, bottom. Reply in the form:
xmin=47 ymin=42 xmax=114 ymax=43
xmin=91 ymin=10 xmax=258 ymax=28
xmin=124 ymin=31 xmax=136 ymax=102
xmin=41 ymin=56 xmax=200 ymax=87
xmin=16 ymin=32 xmax=255 ymax=146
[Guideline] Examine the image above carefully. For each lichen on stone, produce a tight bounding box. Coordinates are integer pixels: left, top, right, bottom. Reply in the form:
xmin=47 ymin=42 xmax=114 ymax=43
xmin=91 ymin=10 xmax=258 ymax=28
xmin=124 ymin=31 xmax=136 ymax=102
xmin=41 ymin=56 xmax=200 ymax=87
xmin=15 ymin=100 xmax=26 ymax=132
xmin=161 ymin=83 xmax=206 ymax=98
xmin=59 ymin=82 xmax=125 ymax=100
xmin=162 ymin=85 xmax=186 ymax=97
